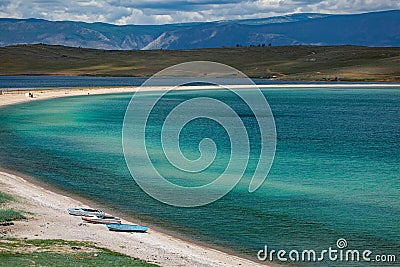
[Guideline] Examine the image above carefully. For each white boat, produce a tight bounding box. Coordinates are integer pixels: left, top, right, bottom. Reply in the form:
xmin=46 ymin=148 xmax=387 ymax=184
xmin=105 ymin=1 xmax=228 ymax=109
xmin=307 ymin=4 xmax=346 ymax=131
xmin=82 ymin=215 xmax=121 ymax=224
xmin=67 ymin=208 xmax=105 ymax=217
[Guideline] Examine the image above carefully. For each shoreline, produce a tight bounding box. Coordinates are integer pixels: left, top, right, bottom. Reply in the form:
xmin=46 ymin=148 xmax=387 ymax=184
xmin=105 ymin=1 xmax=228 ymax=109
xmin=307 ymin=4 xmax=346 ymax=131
xmin=1 ymin=165 xmax=260 ymax=265
xmin=0 ymin=86 xmax=269 ymax=266
xmin=1 ymin=83 xmax=399 ymax=107
xmin=0 ymin=168 xmax=266 ymax=267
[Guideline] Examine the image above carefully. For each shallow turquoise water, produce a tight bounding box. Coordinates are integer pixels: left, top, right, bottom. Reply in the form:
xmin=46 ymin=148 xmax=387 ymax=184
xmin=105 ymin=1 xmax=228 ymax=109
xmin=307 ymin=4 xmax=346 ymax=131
xmin=0 ymin=88 xmax=399 ymax=265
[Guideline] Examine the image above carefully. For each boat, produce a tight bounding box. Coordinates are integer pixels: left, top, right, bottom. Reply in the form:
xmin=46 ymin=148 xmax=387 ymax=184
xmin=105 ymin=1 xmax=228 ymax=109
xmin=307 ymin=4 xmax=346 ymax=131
xmin=82 ymin=215 xmax=121 ymax=224
xmin=67 ymin=208 xmax=105 ymax=217
xmin=106 ymin=224 xmax=148 ymax=233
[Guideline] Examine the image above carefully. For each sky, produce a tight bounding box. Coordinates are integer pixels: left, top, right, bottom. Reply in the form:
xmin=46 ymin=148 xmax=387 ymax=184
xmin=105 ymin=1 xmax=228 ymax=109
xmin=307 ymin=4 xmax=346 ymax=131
xmin=0 ymin=0 xmax=399 ymax=25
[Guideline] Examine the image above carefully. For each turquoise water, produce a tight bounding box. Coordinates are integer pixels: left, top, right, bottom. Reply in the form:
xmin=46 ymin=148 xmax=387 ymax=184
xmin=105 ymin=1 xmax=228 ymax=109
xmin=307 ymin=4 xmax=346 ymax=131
xmin=0 ymin=88 xmax=399 ymax=265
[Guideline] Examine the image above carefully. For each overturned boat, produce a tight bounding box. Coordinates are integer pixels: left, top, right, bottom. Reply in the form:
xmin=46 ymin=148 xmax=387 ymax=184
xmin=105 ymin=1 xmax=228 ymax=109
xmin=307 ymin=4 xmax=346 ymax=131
xmin=106 ymin=224 xmax=148 ymax=233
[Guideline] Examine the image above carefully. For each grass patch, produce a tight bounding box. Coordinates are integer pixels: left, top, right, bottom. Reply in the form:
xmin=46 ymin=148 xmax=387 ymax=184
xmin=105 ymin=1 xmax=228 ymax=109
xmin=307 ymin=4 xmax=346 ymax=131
xmin=0 ymin=239 xmax=158 ymax=266
xmin=0 ymin=192 xmax=14 ymax=206
xmin=0 ymin=191 xmax=25 ymax=223
xmin=0 ymin=209 xmax=25 ymax=223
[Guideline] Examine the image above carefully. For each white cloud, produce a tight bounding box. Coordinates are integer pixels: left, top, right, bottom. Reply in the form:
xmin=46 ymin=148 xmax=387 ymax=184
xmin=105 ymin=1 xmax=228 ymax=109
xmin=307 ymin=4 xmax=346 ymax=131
xmin=0 ymin=0 xmax=398 ymax=24
xmin=299 ymin=0 xmax=400 ymax=14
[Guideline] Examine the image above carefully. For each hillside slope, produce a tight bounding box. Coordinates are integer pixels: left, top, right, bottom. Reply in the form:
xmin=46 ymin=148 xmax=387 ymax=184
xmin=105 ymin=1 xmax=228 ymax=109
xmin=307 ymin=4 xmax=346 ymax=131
xmin=1 ymin=44 xmax=399 ymax=81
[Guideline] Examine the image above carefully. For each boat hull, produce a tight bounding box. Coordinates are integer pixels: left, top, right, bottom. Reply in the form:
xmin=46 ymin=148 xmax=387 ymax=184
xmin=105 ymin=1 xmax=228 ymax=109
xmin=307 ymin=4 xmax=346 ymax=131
xmin=67 ymin=208 xmax=105 ymax=217
xmin=106 ymin=224 xmax=148 ymax=233
xmin=82 ymin=216 xmax=121 ymax=224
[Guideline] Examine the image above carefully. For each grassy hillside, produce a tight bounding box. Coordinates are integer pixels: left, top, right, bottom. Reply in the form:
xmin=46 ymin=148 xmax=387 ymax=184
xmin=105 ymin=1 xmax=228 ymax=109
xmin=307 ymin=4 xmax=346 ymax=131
xmin=1 ymin=44 xmax=399 ymax=81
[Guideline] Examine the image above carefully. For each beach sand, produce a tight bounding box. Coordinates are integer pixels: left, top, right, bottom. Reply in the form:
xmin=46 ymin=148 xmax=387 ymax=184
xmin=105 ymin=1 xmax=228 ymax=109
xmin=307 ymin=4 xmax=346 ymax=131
xmin=0 ymin=86 xmax=268 ymax=266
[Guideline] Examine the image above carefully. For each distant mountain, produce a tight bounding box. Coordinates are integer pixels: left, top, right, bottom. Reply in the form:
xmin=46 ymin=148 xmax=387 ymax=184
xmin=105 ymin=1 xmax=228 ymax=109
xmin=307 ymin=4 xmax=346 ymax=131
xmin=0 ymin=10 xmax=399 ymax=50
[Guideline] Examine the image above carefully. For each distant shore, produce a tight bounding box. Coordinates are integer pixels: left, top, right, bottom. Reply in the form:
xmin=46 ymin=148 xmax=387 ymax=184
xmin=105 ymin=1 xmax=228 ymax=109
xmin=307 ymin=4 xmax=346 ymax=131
xmin=1 ymin=83 xmax=399 ymax=106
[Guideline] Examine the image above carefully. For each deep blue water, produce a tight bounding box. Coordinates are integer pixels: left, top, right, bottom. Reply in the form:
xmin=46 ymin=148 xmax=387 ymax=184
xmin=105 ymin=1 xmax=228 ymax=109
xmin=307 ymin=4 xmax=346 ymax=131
xmin=0 ymin=87 xmax=399 ymax=266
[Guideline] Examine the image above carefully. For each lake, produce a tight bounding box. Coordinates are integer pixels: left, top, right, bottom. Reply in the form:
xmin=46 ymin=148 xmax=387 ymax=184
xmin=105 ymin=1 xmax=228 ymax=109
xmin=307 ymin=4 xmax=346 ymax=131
xmin=0 ymin=85 xmax=399 ymax=265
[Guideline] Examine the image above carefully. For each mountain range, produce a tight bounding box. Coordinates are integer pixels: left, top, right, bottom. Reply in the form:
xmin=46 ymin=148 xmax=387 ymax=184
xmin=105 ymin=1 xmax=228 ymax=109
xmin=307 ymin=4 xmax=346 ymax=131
xmin=0 ymin=10 xmax=399 ymax=50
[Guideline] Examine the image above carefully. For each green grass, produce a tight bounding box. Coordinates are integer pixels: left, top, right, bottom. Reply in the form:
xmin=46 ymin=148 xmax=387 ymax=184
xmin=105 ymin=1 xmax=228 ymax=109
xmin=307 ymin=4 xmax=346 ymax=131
xmin=0 ymin=191 xmax=25 ymax=223
xmin=1 ymin=44 xmax=399 ymax=81
xmin=0 ymin=210 xmax=25 ymax=223
xmin=0 ymin=192 xmax=15 ymax=205
xmin=0 ymin=239 xmax=158 ymax=266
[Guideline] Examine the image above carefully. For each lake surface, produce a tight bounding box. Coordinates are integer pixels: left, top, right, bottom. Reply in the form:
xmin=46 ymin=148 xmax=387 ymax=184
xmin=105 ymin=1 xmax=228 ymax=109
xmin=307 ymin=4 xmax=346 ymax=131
xmin=0 ymin=75 xmax=376 ymax=89
xmin=0 ymin=76 xmax=148 ymax=89
xmin=0 ymin=87 xmax=399 ymax=265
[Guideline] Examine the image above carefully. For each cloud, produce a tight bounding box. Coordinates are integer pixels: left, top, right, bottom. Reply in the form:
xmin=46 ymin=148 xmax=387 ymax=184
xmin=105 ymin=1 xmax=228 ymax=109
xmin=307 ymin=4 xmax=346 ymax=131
xmin=297 ymin=0 xmax=400 ymax=14
xmin=0 ymin=0 xmax=399 ymax=24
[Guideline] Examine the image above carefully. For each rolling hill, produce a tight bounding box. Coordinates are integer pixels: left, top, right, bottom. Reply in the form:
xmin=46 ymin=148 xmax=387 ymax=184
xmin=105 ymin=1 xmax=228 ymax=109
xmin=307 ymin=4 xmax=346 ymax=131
xmin=1 ymin=44 xmax=399 ymax=81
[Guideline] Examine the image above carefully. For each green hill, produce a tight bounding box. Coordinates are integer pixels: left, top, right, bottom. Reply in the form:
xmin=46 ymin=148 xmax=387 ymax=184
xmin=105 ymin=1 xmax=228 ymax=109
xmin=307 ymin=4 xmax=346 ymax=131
xmin=1 ymin=44 xmax=399 ymax=82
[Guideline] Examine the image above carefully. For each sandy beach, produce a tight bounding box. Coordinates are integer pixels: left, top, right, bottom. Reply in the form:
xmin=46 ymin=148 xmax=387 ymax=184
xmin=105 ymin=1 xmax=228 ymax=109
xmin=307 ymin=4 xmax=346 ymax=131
xmin=1 ymin=83 xmax=399 ymax=107
xmin=0 ymin=86 xmax=269 ymax=266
